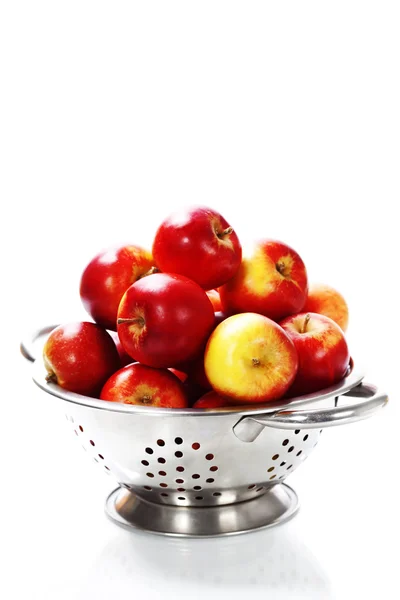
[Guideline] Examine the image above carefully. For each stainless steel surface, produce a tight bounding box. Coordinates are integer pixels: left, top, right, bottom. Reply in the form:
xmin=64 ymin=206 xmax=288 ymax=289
xmin=23 ymin=324 xmax=388 ymax=535
xmin=233 ymin=382 xmax=389 ymax=442
xmin=105 ymin=483 xmax=299 ymax=537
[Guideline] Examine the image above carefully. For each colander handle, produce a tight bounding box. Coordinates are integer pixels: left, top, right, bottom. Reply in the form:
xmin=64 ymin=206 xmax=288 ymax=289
xmin=233 ymin=382 xmax=388 ymax=442
xmin=20 ymin=325 xmax=59 ymax=362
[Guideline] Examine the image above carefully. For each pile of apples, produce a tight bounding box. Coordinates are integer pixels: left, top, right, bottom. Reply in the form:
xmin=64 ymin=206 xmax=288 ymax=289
xmin=43 ymin=206 xmax=350 ymax=409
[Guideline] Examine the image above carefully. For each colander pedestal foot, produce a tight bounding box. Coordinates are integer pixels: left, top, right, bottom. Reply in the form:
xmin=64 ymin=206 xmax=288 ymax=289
xmin=105 ymin=484 xmax=299 ymax=537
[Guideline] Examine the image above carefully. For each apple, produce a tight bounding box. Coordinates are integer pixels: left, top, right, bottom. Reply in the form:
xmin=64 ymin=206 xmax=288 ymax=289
xmin=169 ymin=368 xmax=188 ymax=382
xmin=177 ymin=310 xmax=228 ymax=390
xmin=43 ymin=322 xmax=121 ymax=397
xmin=80 ymin=245 xmax=154 ymax=330
xmin=193 ymin=391 xmax=232 ymax=409
xmin=117 ymin=272 xmax=215 ymax=368
xmin=204 ymin=312 xmax=298 ymax=403
xmin=152 ymin=206 xmax=242 ymax=290
xmin=219 ymin=239 xmax=308 ymax=321
xmin=280 ymin=312 xmax=350 ymax=396
xmin=100 ymin=363 xmax=189 ymax=408
xmin=109 ymin=331 xmax=134 ymax=367
xmin=304 ymin=283 xmax=349 ymax=331
xmin=206 ymin=290 xmax=222 ymax=312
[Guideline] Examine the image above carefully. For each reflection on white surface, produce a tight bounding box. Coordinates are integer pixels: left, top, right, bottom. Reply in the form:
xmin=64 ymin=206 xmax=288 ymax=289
xmin=75 ymin=520 xmax=332 ymax=600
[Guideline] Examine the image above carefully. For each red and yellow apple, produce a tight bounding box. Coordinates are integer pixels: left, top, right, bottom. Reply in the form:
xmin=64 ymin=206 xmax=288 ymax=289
xmin=204 ymin=312 xmax=298 ymax=403
xmin=43 ymin=322 xmax=121 ymax=397
xmin=100 ymin=363 xmax=189 ymax=408
xmin=304 ymin=283 xmax=349 ymax=331
xmin=280 ymin=312 xmax=350 ymax=396
xmin=80 ymin=245 xmax=154 ymax=330
xmin=219 ymin=240 xmax=308 ymax=321
xmin=152 ymin=206 xmax=242 ymax=290
xmin=117 ymin=272 xmax=215 ymax=368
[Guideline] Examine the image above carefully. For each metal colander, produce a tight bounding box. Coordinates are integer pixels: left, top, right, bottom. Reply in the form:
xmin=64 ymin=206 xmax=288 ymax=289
xmin=22 ymin=325 xmax=388 ymax=537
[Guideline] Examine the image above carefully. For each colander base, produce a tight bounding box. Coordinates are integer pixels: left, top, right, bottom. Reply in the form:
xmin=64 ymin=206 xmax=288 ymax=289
xmin=105 ymin=483 xmax=299 ymax=537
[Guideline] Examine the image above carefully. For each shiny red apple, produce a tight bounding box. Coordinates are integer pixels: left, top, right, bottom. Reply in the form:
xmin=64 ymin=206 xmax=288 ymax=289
xmin=219 ymin=239 xmax=308 ymax=321
xmin=100 ymin=363 xmax=189 ymax=408
xmin=43 ymin=322 xmax=121 ymax=397
xmin=193 ymin=391 xmax=232 ymax=409
xmin=117 ymin=272 xmax=215 ymax=368
xmin=280 ymin=312 xmax=350 ymax=396
xmin=152 ymin=206 xmax=242 ymax=290
xmin=80 ymin=245 xmax=154 ymax=330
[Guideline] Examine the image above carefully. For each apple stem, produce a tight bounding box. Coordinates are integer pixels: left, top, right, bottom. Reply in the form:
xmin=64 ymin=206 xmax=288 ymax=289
xmin=45 ymin=372 xmax=57 ymax=384
xmin=301 ymin=314 xmax=311 ymax=334
xmin=216 ymin=226 xmax=233 ymax=239
xmin=140 ymin=266 xmax=160 ymax=278
xmin=117 ymin=317 xmax=145 ymax=327
xmin=252 ymin=358 xmax=261 ymax=367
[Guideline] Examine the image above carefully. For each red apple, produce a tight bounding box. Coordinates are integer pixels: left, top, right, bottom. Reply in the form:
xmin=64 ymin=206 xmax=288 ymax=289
xmin=169 ymin=368 xmax=188 ymax=382
xmin=304 ymin=283 xmax=349 ymax=331
xmin=152 ymin=206 xmax=242 ymax=290
xmin=109 ymin=331 xmax=133 ymax=367
xmin=100 ymin=363 xmax=189 ymax=408
xmin=43 ymin=322 xmax=121 ymax=397
xmin=117 ymin=273 xmax=215 ymax=368
xmin=80 ymin=245 xmax=154 ymax=330
xmin=193 ymin=391 xmax=232 ymax=409
xmin=219 ymin=240 xmax=308 ymax=321
xmin=204 ymin=313 xmax=298 ymax=403
xmin=206 ymin=290 xmax=222 ymax=312
xmin=280 ymin=312 xmax=350 ymax=396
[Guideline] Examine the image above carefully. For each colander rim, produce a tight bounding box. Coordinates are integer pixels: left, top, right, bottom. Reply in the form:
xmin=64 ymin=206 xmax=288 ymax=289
xmin=31 ymin=358 xmax=364 ymax=417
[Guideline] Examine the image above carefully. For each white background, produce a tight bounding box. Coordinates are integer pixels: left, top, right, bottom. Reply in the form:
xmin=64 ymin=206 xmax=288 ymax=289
xmin=1 ymin=2 xmax=399 ymax=599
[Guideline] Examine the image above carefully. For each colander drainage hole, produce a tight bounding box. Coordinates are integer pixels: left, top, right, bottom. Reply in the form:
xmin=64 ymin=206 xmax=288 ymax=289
xmin=248 ymin=484 xmax=256 ymax=489
xmin=145 ymin=447 xmax=153 ymax=454
xmin=160 ymin=493 xmax=168 ymax=497
xmin=192 ymin=474 xmax=200 ymax=479
xmin=267 ymin=467 xmax=274 ymax=472
xmin=297 ymin=451 xmax=302 ymax=457
xmin=195 ymin=496 xmax=203 ymax=500
xmin=213 ymin=492 xmax=221 ymax=497
xmin=206 ymin=478 xmax=214 ymax=483
xmin=141 ymin=460 xmax=149 ymax=466
xmin=98 ymin=454 xmax=104 ymax=460
xmin=176 ymin=478 xmax=184 ymax=484
xmin=269 ymin=475 xmax=276 ymax=480
xmin=177 ymin=497 xmax=186 ymax=501
xmin=157 ymin=439 xmax=165 ymax=446
xmin=146 ymin=472 xmax=154 ymax=478
xmin=158 ymin=471 xmax=166 ymax=476
xmin=104 ymin=466 xmax=110 ymax=471
xmin=192 ymin=442 xmax=200 ymax=450
xmin=175 ymin=437 xmax=183 ymax=445
xmin=280 ymin=462 xmax=286 ymax=467
xmin=177 ymin=487 xmax=185 ymax=492
xmin=287 ymin=465 xmax=293 ymax=470
xmin=288 ymin=446 xmax=294 ymax=453
xmin=282 ymin=439 xmax=289 ymax=446
xmin=210 ymin=466 xmax=218 ymax=472
xmin=303 ymin=435 xmax=309 ymax=441
xmin=193 ymin=486 xmax=202 ymax=490
xmin=205 ymin=454 xmax=214 ymax=461
xmin=272 ymin=454 xmax=279 ymax=460
xmin=158 ymin=457 xmax=166 ymax=464
xmin=160 ymin=483 xmax=168 ymax=488
xmin=295 ymin=430 xmax=300 ymax=434
xmin=256 ymin=487 xmax=264 ymax=492
xmin=90 ymin=440 xmax=95 ymax=447
xmin=176 ymin=466 xmax=184 ymax=472
xmin=175 ymin=451 xmax=183 ymax=458
xmin=144 ymin=486 xmax=152 ymax=491
xmin=79 ymin=426 xmax=84 ymax=432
